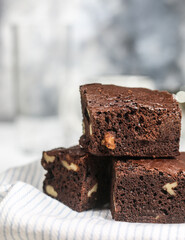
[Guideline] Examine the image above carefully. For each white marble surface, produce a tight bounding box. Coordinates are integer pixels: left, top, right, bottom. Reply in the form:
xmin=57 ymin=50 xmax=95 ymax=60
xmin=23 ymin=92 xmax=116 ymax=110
xmin=0 ymin=110 xmax=185 ymax=174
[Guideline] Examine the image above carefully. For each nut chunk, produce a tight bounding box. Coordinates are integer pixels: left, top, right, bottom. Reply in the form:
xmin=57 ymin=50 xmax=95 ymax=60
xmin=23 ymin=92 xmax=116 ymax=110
xmin=45 ymin=185 xmax=58 ymax=198
xmin=162 ymin=182 xmax=178 ymax=196
xmin=111 ymin=152 xmax=185 ymax=223
xmin=41 ymin=145 xmax=111 ymax=212
xmin=41 ymin=147 xmax=64 ymax=170
xmin=101 ymin=132 xmax=116 ymax=150
xmin=79 ymin=83 xmax=181 ymax=157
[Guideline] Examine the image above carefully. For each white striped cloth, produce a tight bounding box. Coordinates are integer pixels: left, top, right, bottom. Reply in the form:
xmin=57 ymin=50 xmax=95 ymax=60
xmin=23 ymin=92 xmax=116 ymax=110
xmin=0 ymin=161 xmax=185 ymax=240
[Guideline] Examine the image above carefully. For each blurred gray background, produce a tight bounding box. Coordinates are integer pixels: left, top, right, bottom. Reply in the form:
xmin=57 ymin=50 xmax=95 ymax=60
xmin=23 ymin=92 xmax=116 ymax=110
xmin=0 ymin=0 xmax=185 ymax=172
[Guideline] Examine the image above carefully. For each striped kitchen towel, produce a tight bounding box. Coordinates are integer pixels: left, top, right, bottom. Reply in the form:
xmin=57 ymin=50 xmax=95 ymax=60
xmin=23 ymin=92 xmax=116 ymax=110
xmin=0 ymin=161 xmax=184 ymax=240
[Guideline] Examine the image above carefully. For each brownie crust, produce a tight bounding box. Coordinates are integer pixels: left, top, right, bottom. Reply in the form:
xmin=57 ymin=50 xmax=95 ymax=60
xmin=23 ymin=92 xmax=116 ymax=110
xmin=111 ymin=153 xmax=185 ymax=223
xmin=80 ymin=83 xmax=181 ymax=157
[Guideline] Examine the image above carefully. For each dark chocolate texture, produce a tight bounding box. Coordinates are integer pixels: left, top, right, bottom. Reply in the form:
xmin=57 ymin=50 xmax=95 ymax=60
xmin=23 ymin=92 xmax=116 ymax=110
xmin=42 ymin=145 xmax=111 ymax=212
xmin=111 ymin=152 xmax=185 ymax=223
xmin=80 ymin=83 xmax=181 ymax=157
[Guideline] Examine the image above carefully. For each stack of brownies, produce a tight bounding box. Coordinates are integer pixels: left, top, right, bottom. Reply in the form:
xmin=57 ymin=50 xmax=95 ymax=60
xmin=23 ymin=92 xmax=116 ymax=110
xmin=41 ymin=83 xmax=185 ymax=223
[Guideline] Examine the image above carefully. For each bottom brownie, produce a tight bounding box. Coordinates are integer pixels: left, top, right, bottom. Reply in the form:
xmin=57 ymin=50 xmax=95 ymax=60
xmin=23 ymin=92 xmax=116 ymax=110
xmin=111 ymin=153 xmax=185 ymax=223
xmin=42 ymin=145 xmax=111 ymax=212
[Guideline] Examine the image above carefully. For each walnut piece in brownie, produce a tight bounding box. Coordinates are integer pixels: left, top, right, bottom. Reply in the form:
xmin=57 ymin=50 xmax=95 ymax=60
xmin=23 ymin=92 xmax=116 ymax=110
xmin=79 ymin=83 xmax=181 ymax=157
xmin=41 ymin=147 xmax=64 ymax=170
xmin=41 ymin=145 xmax=111 ymax=212
xmin=111 ymin=152 xmax=185 ymax=223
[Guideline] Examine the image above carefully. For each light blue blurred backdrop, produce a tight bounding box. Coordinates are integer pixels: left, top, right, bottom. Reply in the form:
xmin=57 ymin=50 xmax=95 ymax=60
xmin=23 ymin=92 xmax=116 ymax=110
xmin=1 ymin=0 xmax=185 ymax=120
xmin=0 ymin=0 xmax=185 ymax=172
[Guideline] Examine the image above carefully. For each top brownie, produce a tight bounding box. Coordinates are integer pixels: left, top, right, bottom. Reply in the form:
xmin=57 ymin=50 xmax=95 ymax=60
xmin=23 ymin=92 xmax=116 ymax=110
xmin=80 ymin=83 xmax=181 ymax=157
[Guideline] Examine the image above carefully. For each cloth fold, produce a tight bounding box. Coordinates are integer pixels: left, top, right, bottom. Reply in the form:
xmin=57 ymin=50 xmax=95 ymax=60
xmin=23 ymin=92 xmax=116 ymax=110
xmin=0 ymin=161 xmax=184 ymax=240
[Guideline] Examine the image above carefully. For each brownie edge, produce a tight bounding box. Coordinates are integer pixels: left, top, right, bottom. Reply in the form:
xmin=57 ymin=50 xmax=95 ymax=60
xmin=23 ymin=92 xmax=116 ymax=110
xmin=42 ymin=145 xmax=111 ymax=212
xmin=111 ymin=153 xmax=185 ymax=223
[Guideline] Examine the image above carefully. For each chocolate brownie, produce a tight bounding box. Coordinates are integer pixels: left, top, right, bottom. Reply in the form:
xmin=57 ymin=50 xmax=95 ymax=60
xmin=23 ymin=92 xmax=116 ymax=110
xmin=42 ymin=145 xmax=111 ymax=212
xmin=79 ymin=83 xmax=181 ymax=157
xmin=111 ymin=153 xmax=185 ymax=223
